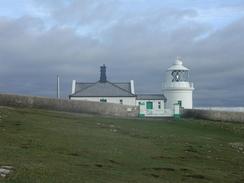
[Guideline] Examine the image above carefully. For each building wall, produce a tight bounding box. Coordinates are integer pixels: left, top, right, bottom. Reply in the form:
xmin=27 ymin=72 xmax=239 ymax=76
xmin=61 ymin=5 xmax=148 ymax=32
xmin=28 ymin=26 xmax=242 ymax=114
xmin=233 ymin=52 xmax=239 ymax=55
xmin=70 ymin=97 xmax=137 ymax=106
xmin=137 ymin=99 xmax=165 ymax=117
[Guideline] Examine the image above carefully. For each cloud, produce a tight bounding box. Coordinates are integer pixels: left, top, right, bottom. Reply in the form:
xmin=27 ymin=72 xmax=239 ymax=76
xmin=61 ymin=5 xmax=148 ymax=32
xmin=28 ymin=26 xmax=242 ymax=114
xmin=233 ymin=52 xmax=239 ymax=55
xmin=31 ymin=0 xmax=121 ymax=26
xmin=0 ymin=0 xmax=243 ymax=106
xmin=0 ymin=16 xmax=104 ymax=97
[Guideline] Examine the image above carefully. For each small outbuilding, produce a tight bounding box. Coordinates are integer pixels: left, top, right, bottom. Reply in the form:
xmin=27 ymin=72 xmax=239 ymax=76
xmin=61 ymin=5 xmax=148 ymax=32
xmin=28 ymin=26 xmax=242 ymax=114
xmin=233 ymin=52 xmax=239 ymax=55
xmin=136 ymin=94 xmax=167 ymax=117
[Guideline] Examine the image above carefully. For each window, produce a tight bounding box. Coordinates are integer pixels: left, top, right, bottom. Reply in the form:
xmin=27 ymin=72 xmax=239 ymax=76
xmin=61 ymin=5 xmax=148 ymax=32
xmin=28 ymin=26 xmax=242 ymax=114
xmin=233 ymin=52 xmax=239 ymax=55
xmin=100 ymin=99 xmax=107 ymax=103
xmin=178 ymin=100 xmax=182 ymax=107
xmin=146 ymin=102 xmax=153 ymax=109
xmin=139 ymin=102 xmax=145 ymax=105
xmin=120 ymin=99 xmax=123 ymax=104
xmin=158 ymin=101 xmax=161 ymax=109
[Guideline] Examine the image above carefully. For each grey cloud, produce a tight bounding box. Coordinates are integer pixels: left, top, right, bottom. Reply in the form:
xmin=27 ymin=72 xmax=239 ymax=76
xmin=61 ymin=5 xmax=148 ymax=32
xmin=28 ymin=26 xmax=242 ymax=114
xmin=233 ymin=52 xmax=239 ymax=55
xmin=31 ymin=0 xmax=199 ymax=32
xmin=32 ymin=0 xmax=121 ymax=26
xmin=0 ymin=1 xmax=244 ymax=106
xmin=0 ymin=16 xmax=105 ymax=97
xmin=188 ymin=18 xmax=244 ymax=106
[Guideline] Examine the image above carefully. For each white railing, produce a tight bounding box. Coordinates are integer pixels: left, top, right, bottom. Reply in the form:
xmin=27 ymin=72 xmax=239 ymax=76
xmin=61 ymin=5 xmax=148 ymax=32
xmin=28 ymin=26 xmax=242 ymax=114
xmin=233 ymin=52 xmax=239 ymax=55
xmin=163 ymin=82 xmax=194 ymax=89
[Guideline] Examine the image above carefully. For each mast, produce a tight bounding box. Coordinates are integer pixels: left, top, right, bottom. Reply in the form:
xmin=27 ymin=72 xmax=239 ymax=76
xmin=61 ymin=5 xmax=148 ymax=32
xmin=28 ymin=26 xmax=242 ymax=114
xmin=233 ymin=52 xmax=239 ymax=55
xmin=57 ymin=75 xmax=60 ymax=99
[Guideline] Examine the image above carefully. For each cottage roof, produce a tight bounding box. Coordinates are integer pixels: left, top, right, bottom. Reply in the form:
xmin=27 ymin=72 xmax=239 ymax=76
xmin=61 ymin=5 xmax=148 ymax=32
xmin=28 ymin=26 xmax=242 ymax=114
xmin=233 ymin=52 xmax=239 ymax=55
xmin=136 ymin=94 xmax=167 ymax=101
xmin=70 ymin=81 xmax=135 ymax=97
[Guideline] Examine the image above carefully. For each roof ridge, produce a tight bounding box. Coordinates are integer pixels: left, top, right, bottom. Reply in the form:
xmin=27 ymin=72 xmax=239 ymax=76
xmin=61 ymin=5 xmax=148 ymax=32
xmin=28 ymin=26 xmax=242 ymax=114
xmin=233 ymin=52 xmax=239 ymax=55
xmin=76 ymin=82 xmax=96 ymax=84
xmin=107 ymin=81 xmax=135 ymax=96
xmin=113 ymin=82 xmax=130 ymax=84
xmin=72 ymin=81 xmax=98 ymax=95
xmin=137 ymin=94 xmax=164 ymax=96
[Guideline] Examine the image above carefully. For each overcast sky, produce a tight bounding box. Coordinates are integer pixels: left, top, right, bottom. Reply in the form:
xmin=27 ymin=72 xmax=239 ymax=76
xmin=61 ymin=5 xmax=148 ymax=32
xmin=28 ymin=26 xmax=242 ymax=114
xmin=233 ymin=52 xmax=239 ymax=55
xmin=0 ymin=0 xmax=244 ymax=106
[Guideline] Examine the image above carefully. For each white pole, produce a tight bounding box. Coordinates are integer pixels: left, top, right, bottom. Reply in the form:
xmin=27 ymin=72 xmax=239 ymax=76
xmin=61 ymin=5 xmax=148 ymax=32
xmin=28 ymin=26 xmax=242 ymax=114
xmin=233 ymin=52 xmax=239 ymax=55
xmin=57 ymin=75 xmax=60 ymax=99
xmin=130 ymin=80 xmax=135 ymax=94
xmin=72 ymin=80 xmax=76 ymax=94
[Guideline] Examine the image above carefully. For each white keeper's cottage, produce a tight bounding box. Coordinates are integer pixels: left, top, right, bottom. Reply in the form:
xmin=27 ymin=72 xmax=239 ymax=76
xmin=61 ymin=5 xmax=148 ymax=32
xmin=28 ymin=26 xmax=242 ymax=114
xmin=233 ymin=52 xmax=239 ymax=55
xmin=69 ymin=64 xmax=137 ymax=106
xmin=69 ymin=58 xmax=194 ymax=117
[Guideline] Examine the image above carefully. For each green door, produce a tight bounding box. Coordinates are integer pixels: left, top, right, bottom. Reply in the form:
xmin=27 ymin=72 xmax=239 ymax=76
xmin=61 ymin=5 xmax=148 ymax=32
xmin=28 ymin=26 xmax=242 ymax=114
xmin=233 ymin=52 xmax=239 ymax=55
xmin=146 ymin=102 xmax=153 ymax=109
xmin=178 ymin=100 xmax=182 ymax=107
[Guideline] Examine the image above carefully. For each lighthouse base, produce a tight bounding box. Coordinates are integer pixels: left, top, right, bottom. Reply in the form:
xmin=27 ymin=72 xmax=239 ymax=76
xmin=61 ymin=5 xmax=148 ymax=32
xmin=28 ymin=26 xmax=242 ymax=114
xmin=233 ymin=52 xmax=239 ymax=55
xmin=164 ymin=89 xmax=193 ymax=110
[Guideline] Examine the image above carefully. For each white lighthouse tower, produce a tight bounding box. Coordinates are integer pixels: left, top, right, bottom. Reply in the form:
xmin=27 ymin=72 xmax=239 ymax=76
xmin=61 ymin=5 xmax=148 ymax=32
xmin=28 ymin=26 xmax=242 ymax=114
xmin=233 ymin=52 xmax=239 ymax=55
xmin=163 ymin=57 xmax=194 ymax=110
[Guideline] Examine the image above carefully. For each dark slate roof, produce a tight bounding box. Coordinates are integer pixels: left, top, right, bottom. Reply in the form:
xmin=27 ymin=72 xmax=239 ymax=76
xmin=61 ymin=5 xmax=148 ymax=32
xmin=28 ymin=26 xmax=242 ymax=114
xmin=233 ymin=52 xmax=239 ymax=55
xmin=114 ymin=82 xmax=131 ymax=92
xmin=70 ymin=81 xmax=135 ymax=97
xmin=136 ymin=94 xmax=167 ymax=101
xmin=75 ymin=83 xmax=94 ymax=92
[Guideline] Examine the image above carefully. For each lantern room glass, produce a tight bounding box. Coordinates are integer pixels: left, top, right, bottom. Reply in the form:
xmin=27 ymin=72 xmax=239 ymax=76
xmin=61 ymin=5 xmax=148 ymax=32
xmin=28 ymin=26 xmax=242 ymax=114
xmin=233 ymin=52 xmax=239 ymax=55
xmin=171 ymin=70 xmax=189 ymax=82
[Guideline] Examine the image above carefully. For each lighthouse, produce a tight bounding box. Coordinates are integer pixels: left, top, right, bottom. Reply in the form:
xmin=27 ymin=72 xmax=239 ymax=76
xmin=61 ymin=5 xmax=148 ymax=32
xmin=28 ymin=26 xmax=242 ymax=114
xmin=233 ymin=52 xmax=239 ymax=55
xmin=163 ymin=57 xmax=194 ymax=110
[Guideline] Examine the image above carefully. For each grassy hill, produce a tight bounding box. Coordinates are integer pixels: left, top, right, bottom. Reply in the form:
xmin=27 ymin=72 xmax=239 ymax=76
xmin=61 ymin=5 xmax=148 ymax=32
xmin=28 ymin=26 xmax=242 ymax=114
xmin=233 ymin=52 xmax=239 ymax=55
xmin=0 ymin=106 xmax=244 ymax=183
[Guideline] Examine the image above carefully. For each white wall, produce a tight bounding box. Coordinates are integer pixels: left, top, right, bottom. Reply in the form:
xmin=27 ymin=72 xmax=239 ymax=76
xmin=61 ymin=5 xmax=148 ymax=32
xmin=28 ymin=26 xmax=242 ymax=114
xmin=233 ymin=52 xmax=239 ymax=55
xmin=164 ymin=90 xmax=193 ymax=110
xmin=70 ymin=97 xmax=137 ymax=106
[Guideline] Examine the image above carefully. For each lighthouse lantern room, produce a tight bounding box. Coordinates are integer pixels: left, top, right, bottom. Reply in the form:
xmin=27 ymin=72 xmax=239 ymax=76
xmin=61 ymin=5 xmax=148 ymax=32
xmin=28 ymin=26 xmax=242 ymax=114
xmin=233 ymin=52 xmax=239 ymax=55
xmin=163 ymin=57 xmax=194 ymax=110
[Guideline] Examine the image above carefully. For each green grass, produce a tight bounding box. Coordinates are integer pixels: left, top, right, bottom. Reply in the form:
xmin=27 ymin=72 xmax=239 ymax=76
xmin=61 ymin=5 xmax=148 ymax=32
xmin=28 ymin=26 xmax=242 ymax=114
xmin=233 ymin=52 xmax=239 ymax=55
xmin=0 ymin=106 xmax=244 ymax=183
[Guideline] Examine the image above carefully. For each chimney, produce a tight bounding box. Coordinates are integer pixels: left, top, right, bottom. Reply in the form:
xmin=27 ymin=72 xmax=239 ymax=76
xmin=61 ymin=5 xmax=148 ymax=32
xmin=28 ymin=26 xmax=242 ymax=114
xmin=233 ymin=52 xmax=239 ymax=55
xmin=71 ymin=80 xmax=76 ymax=94
xmin=130 ymin=80 xmax=135 ymax=94
xmin=100 ymin=64 xmax=107 ymax=82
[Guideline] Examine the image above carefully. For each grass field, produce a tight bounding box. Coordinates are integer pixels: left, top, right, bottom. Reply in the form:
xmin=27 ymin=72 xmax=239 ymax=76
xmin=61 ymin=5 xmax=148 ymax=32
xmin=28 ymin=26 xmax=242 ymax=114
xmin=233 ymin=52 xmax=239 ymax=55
xmin=0 ymin=106 xmax=244 ymax=183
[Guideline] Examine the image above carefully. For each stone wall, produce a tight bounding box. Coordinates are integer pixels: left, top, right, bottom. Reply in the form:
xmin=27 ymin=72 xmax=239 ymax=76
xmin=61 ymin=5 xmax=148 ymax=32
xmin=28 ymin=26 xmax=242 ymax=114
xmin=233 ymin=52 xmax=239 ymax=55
xmin=0 ymin=93 xmax=139 ymax=117
xmin=183 ymin=109 xmax=244 ymax=123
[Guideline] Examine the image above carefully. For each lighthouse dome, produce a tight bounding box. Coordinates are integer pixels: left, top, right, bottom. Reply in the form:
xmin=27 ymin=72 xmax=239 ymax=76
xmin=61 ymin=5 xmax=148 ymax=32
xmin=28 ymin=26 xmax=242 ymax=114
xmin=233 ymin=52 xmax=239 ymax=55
xmin=167 ymin=58 xmax=189 ymax=71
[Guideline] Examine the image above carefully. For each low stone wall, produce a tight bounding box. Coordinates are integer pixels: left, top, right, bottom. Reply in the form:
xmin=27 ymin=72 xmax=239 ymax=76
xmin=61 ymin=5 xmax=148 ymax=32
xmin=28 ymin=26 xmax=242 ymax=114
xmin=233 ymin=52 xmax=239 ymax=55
xmin=183 ymin=109 xmax=244 ymax=123
xmin=0 ymin=93 xmax=139 ymax=118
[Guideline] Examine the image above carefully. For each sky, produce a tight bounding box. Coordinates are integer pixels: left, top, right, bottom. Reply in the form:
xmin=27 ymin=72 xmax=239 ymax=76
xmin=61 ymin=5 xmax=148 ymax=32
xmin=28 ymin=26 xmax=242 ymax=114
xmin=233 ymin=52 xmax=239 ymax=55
xmin=0 ymin=0 xmax=244 ymax=106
